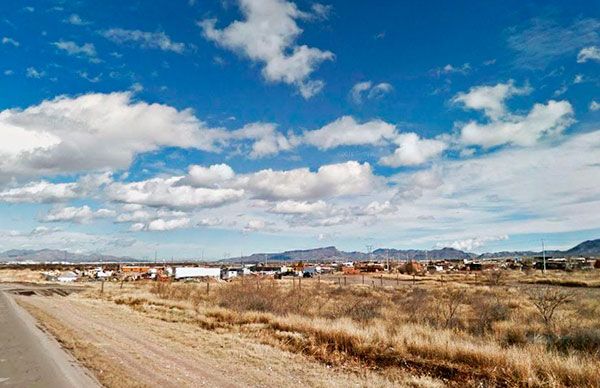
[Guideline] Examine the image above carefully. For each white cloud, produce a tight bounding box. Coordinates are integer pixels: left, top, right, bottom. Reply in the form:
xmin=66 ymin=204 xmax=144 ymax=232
xmin=437 ymin=235 xmax=508 ymax=252
xmin=310 ymin=3 xmax=332 ymax=20
xmin=508 ymin=18 xmax=600 ymax=68
xmin=269 ymin=200 xmax=329 ymax=214
xmin=434 ymin=63 xmax=470 ymax=76
xmin=0 ymin=181 xmax=79 ymax=203
xmin=0 ymin=173 xmax=110 ymax=204
xmin=52 ymin=40 xmax=97 ymax=59
xmin=2 ymin=37 xmax=19 ymax=47
xmin=146 ymin=217 xmax=191 ymax=231
xmin=199 ymin=0 xmax=333 ymax=98
xmin=0 ymin=92 xmax=227 ymax=180
xmin=591 ymin=101 xmax=600 ymax=111
xmin=64 ymin=14 xmax=90 ymax=26
xmin=350 ymin=81 xmax=393 ymax=103
xmin=185 ymin=164 xmax=235 ymax=187
xmin=41 ymin=205 xmax=115 ymax=224
xmin=197 ymin=217 xmax=222 ymax=227
xmin=242 ymin=161 xmax=379 ymax=201
xmin=244 ymin=219 xmax=268 ymax=232
xmin=452 ymin=80 xmax=531 ymax=120
xmin=231 ymin=122 xmax=292 ymax=158
xmin=302 ymin=116 xmax=396 ymax=149
xmin=26 ymin=67 xmax=45 ymax=78
xmin=577 ymin=46 xmax=600 ymax=63
xmin=102 ymin=28 xmax=185 ymax=53
xmin=106 ymin=176 xmax=244 ymax=209
xmin=389 ymin=130 xmax=600 ymax=242
xmin=379 ymin=133 xmax=447 ymax=167
xmin=454 ymin=81 xmax=574 ymax=148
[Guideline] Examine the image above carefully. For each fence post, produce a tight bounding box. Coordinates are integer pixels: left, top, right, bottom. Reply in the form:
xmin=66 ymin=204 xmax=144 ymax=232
xmin=396 ymin=274 xmax=399 ymax=286
xmin=100 ymin=280 xmax=105 ymax=295
xmin=206 ymin=281 xmax=210 ymax=295
xmin=380 ymin=274 xmax=383 ymax=287
xmin=371 ymin=280 xmax=375 ymax=289
xmin=362 ymin=274 xmax=364 ymax=285
xmin=120 ymin=279 xmax=124 ymax=289
xmin=344 ymin=276 xmax=347 ymax=286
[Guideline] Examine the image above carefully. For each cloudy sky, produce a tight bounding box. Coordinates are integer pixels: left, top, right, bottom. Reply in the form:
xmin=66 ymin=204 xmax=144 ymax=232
xmin=0 ymin=0 xmax=599 ymax=259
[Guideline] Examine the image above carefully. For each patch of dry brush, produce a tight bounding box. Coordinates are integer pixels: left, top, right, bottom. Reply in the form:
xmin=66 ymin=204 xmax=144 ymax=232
xmin=95 ymin=275 xmax=600 ymax=386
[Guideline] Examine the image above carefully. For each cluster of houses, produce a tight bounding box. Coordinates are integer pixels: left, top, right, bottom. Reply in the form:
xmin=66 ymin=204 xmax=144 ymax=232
xmin=37 ymin=255 xmax=600 ymax=283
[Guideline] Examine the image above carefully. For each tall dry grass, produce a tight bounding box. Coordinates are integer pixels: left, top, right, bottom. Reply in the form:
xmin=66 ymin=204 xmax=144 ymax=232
xmin=93 ymin=274 xmax=600 ymax=386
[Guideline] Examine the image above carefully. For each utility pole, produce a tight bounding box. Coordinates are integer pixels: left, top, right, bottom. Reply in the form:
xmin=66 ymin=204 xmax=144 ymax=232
xmin=542 ymin=239 xmax=546 ymax=274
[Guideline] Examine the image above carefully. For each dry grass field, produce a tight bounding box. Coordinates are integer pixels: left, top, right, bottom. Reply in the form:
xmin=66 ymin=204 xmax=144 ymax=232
xmin=4 ymin=269 xmax=600 ymax=387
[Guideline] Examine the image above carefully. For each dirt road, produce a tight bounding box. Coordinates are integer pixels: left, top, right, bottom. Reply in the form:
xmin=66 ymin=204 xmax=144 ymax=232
xmin=0 ymin=284 xmax=99 ymax=387
xmin=15 ymin=289 xmax=399 ymax=387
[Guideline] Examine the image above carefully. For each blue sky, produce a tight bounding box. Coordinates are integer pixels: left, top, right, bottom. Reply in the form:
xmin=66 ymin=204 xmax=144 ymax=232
xmin=0 ymin=0 xmax=599 ymax=259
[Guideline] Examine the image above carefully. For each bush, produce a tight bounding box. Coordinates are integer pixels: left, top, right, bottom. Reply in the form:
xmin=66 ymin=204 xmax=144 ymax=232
xmin=555 ymin=328 xmax=600 ymax=356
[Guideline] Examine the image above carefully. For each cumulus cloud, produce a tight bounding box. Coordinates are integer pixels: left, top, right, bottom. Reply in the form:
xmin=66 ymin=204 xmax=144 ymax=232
xmin=390 ymin=130 xmax=600 ymax=240
xmin=437 ymin=235 xmax=508 ymax=252
xmin=350 ymin=81 xmax=393 ymax=103
xmin=302 ymin=116 xmax=396 ymax=149
xmin=269 ymin=200 xmax=329 ymax=214
xmin=199 ymin=0 xmax=334 ymax=98
xmin=185 ymin=164 xmax=235 ymax=187
xmin=0 ymin=92 xmax=227 ymax=181
xmin=379 ymin=133 xmax=447 ymax=167
xmin=590 ymin=101 xmax=600 ymax=111
xmin=577 ymin=46 xmax=600 ymax=63
xmin=0 ymin=173 xmax=111 ymax=204
xmin=52 ymin=40 xmax=97 ymax=59
xmin=242 ymin=161 xmax=379 ymax=201
xmin=102 ymin=28 xmax=186 ymax=53
xmin=452 ymin=80 xmax=531 ymax=120
xmin=454 ymin=81 xmax=574 ymax=148
xmin=231 ymin=122 xmax=292 ymax=158
xmin=41 ymin=205 xmax=115 ymax=224
xmin=0 ymin=181 xmax=79 ymax=203
xmin=146 ymin=217 xmax=191 ymax=231
xmin=107 ymin=176 xmax=244 ymax=210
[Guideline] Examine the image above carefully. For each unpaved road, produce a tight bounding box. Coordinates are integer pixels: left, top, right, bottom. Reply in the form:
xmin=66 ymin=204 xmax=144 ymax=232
xmin=15 ymin=288 xmax=400 ymax=387
xmin=0 ymin=284 xmax=99 ymax=387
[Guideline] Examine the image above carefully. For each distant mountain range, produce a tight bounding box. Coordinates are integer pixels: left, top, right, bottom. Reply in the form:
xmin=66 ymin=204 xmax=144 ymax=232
xmin=226 ymin=239 xmax=600 ymax=263
xmin=1 ymin=239 xmax=598 ymax=263
xmin=0 ymin=249 xmax=135 ymax=263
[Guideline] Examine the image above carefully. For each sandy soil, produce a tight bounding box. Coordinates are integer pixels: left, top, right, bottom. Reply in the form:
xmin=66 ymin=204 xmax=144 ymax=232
xmin=17 ymin=292 xmax=421 ymax=388
xmin=0 ymin=285 xmax=99 ymax=388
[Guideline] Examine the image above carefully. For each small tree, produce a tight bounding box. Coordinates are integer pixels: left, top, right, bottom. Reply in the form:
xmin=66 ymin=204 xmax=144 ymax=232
xmin=486 ymin=270 xmax=505 ymax=286
xmin=526 ymin=287 xmax=573 ymax=329
xmin=438 ymin=288 xmax=467 ymax=329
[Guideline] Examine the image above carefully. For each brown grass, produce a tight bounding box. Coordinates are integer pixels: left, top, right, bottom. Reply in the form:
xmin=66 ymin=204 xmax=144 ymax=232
xmin=85 ymin=272 xmax=600 ymax=387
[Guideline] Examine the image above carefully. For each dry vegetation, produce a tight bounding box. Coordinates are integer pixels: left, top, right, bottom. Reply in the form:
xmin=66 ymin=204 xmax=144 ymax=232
xmin=78 ymin=271 xmax=600 ymax=387
xmin=5 ymin=267 xmax=600 ymax=386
